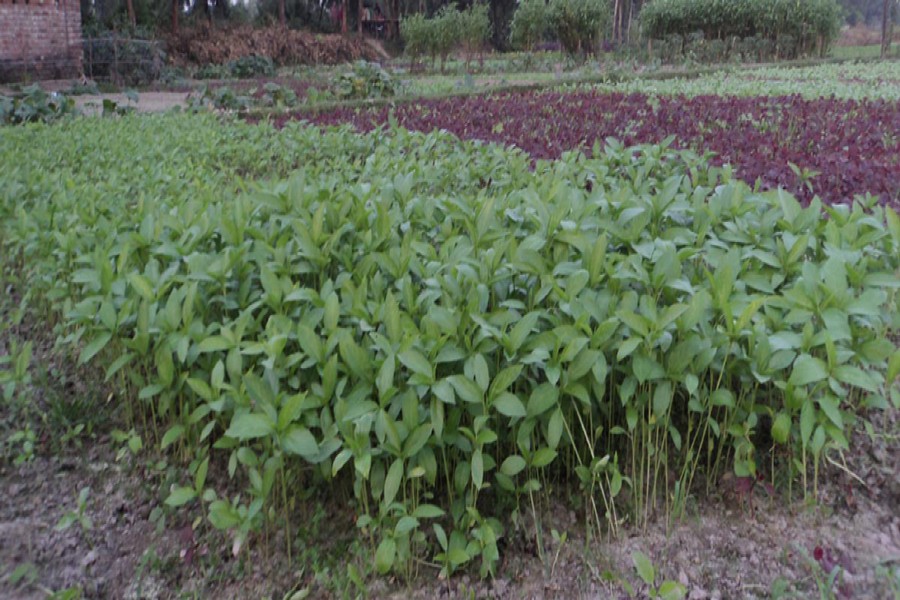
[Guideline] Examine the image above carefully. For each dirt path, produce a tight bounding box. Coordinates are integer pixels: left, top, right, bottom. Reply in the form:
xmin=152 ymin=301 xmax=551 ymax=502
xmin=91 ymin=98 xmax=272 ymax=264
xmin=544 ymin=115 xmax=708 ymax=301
xmin=73 ymin=92 xmax=189 ymax=115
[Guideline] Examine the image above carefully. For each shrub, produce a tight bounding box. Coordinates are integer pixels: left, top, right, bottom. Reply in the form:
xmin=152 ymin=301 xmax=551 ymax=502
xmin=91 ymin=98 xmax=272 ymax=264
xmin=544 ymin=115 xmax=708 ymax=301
xmin=401 ymin=13 xmax=433 ymax=65
xmin=640 ymin=0 xmax=841 ymax=59
xmin=194 ymin=55 xmax=277 ymax=80
xmin=227 ymin=55 xmax=277 ymax=78
xmin=335 ymin=61 xmax=397 ymax=99
xmin=260 ymin=82 xmax=300 ymax=108
xmin=548 ymin=0 xmax=611 ymax=57
xmin=188 ymin=85 xmax=253 ymax=111
xmin=195 ymin=64 xmax=232 ymax=80
xmin=432 ymin=5 xmax=464 ymax=72
xmin=0 ymin=85 xmax=76 ymax=126
xmin=400 ymin=6 xmax=464 ymax=72
xmin=459 ymin=3 xmax=492 ymax=62
xmin=510 ymin=0 xmax=551 ymax=51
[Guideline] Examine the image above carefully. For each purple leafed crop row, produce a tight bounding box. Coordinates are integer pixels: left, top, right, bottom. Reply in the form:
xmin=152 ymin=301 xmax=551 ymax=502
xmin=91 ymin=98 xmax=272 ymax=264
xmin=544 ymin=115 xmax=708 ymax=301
xmin=284 ymin=91 xmax=900 ymax=207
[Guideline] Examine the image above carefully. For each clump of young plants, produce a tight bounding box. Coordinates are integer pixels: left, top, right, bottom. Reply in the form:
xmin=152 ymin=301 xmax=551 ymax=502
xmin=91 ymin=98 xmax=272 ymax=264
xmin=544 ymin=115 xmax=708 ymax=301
xmin=1 ymin=115 xmax=898 ymax=580
xmin=0 ymin=85 xmax=77 ymax=126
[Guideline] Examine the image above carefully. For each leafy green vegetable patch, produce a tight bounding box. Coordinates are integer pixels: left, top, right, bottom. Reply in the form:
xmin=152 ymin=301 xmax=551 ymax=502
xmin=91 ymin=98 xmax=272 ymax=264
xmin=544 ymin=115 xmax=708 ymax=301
xmin=2 ymin=115 xmax=898 ymax=578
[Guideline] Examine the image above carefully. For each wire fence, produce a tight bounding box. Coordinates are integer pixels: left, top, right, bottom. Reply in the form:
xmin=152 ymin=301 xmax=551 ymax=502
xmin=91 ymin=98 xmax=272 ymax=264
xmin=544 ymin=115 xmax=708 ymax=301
xmin=82 ymin=36 xmax=165 ymax=85
xmin=1 ymin=37 xmax=164 ymax=84
xmin=0 ymin=55 xmax=81 ymax=83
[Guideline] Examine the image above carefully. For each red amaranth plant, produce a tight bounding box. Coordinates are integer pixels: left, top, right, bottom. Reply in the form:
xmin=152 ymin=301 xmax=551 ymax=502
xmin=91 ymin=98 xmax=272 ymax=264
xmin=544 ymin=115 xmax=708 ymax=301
xmin=287 ymin=90 xmax=900 ymax=208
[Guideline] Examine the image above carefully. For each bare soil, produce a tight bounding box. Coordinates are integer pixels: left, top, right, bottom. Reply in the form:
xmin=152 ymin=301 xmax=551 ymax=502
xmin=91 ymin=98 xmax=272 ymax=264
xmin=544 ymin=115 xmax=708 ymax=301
xmin=837 ymin=25 xmax=900 ymax=47
xmin=72 ymin=92 xmax=190 ymax=115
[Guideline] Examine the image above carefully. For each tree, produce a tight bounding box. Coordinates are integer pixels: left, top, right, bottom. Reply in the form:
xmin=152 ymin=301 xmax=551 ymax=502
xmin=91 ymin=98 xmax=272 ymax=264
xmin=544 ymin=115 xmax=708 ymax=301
xmin=882 ymin=0 xmax=897 ymax=57
xmin=126 ymin=0 xmax=136 ymax=28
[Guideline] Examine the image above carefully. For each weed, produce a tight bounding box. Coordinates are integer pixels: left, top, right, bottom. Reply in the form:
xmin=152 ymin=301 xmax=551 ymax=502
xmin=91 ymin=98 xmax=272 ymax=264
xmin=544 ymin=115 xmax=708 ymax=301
xmin=56 ymin=487 xmax=94 ymax=544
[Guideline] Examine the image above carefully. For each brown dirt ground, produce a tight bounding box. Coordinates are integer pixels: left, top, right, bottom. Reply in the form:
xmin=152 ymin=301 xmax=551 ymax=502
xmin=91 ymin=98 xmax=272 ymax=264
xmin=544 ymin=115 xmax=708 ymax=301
xmin=72 ymin=92 xmax=190 ymax=115
xmin=836 ymin=26 xmax=900 ymax=47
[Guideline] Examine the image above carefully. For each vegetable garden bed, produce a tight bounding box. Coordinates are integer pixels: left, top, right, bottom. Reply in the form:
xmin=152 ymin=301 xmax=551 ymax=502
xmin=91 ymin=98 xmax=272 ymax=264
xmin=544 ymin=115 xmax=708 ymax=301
xmin=289 ymin=89 xmax=900 ymax=206
xmin=1 ymin=106 xmax=899 ymax=598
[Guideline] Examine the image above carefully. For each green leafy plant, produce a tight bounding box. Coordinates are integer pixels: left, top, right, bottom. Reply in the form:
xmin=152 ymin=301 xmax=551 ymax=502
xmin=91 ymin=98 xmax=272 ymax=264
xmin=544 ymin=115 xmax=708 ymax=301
xmin=400 ymin=13 xmax=432 ymax=68
xmin=640 ymin=0 xmax=842 ymax=60
xmin=336 ymin=62 xmax=397 ymax=100
xmin=400 ymin=6 xmax=462 ymax=72
xmin=458 ymin=3 xmax=492 ymax=68
xmin=188 ymin=85 xmax=253 ymax=111
xmin=0 ymin=86 xmax=76 ymax=126
xmin=548 ymin=0 xmax=610 ymax=58
xmin=227 ymin=55 xmax=276 ymax=78
xmin=631 ymin=551 xmax=687 ymax=599
xmin=6 ymin=562 xmax=38 ymax=590
xmin=1 ymin=116 xmax=898 ymax=581
xmin=260 ymin=82 xmax=300 ymax=108
xmin=111 ymin=428 xmax=144 ymax=461
xmin=56 ymin=487 xmax=93 ymax=542
xmin=510 ymin=0 xmax=550 ymax=52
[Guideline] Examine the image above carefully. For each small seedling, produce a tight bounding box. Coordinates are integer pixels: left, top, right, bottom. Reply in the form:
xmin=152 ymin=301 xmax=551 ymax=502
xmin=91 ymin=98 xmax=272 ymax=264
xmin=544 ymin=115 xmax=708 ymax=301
xmin=111 ymin=428 xmax=143 ymax=462
xmin=7 ymin=426 xmax=36 ymax=465
xmin=7 ymin=561 xmax=38 ymax=588
xmin=632 ymin=551 xmax=687 ymax=600
xmin=550 ymin=529 xmax=568 ymax=578
xmin=56 ymin=487 xmax=93 ymax=541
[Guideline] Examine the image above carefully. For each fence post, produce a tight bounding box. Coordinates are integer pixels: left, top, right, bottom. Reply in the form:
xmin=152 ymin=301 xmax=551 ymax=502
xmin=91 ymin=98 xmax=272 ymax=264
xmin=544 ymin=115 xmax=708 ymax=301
xmin=113 ymin=35 xmax=119 ymax=85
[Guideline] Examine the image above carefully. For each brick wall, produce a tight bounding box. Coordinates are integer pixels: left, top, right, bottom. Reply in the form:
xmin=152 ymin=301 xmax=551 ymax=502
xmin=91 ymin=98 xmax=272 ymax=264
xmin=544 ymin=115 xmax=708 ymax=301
xmin=0 ymin=0 xmax=83 ymax=82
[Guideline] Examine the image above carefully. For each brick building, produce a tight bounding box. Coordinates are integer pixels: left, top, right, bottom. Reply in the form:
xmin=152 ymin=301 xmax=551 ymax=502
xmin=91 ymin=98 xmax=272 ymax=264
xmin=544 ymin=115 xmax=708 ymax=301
xmin=0 ymin=0 xmax=83 ymax=82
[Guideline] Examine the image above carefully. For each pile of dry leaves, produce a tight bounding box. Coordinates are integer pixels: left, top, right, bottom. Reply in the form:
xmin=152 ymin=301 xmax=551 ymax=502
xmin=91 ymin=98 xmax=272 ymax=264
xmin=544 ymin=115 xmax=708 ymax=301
xmin=166 ymin=24 xmax=380 ymax=66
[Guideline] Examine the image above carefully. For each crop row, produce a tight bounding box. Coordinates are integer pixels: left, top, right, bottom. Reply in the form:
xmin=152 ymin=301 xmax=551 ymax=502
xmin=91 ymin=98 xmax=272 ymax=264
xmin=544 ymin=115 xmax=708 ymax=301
xmin=2 ymin=116 xmax=899 ymax=579
xmin=295 ymin=90 xmax=900 ymax=207
xmin=594 ymin=62 xmax=900 ymax=101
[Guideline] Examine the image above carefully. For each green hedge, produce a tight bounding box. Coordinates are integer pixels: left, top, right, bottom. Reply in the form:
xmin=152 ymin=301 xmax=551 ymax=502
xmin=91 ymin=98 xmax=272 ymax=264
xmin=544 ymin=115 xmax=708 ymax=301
xmin=509 ymin=0 xmax=611 ymax=57
xmin=509 ymin=0 xmax=549 ymax=52
xmin=640 ymin=0 xmax=842 ymax=58
xmin=400 ymin=5 xmax=491 ymax=71
xmin=548 ymin=0 xmax=611 ymax=56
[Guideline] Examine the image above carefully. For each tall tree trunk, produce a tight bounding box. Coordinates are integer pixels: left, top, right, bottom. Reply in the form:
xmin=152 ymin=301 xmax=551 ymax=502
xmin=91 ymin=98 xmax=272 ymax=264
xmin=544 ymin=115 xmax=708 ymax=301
xmin=358 ymin=0 xmax=363 ymax=34
xmin=172 ymin=0 xmax=179 ymax=34
xmin=126 ymin=0 xmax=136 ymax=28
xmin=279 ymin=0 xmax=287 ymax=26
xmin=882 ymin=0 xmax=894 ymax=58
xmin=612 ymin=0 xmax=621 ymax=43
xmin=343 ymin=0 xmax=348 ymax=33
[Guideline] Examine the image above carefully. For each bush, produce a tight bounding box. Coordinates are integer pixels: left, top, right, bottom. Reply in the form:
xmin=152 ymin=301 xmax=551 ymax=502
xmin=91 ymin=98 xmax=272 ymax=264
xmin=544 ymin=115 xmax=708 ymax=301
xmin=400 ymin=6 xmax=464 ymax=72
xmin=401 ymin=13 xmax=433 ymax=65
xmin=432 ymin=5 xmax=464 ymax=72
xmin=188 ymin=85 xmax=253 ymax=111
xmin=640 ymin=0 xmax=841 ymax=59
xmin=510 ymin=0 xmax=550 ymax=51
xmin=548 ymin=0 xmax=611 ymax=58
xmin=458 ymin=3 xmax=492 ymax=62
xmin=335 ymin=61 xmax=397 ymax=99
xmin=227 ymin=55 xmax=277 ymax=78
xmin=194 ymin=55 xmax=277 ymax=80
xmin=195 ymin=64 xmax=232 ymax=80
xmin=0 ymin=85 xmax=76 ymax=126
xmin=260 ymin=82 xmax=300 ymax=108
